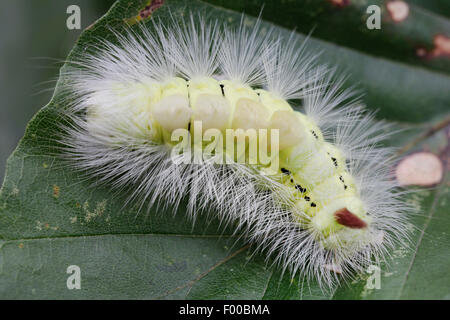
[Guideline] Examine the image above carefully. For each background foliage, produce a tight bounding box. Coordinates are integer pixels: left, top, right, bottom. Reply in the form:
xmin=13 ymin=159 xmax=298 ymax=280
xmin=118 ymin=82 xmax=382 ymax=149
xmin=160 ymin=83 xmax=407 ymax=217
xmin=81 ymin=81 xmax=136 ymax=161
xmin=0 ymin=0 xmax=115 ymax=183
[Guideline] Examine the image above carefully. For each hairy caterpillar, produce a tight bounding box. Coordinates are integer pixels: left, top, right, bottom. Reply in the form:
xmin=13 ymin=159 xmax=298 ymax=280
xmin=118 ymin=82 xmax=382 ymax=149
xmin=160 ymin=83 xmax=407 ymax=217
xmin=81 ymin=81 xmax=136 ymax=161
xmin=59 ymin=12 xmax=412 ymax=290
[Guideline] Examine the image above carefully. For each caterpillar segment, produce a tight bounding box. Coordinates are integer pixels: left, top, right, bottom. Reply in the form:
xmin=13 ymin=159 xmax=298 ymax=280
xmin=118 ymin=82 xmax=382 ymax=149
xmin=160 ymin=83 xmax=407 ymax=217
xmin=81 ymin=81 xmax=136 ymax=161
xmin=139 ymin=76 xmax=371 ymax=249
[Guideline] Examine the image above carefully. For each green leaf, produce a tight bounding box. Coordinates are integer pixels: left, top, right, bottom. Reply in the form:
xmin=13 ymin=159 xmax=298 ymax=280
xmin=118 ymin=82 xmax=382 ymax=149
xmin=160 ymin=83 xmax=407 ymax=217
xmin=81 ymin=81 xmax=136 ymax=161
xmin=0 ymin=0 xmax=449 ymax=299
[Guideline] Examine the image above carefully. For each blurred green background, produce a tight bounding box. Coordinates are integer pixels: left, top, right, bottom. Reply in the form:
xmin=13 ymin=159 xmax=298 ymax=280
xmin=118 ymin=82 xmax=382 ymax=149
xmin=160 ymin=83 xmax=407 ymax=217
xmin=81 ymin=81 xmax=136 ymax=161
xmin=0 ymin=0 xmax=115 ymax=183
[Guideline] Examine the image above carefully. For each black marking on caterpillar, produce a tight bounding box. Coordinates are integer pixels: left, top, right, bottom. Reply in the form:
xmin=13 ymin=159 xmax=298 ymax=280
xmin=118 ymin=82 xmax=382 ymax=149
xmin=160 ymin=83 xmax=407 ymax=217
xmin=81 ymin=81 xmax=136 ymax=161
xmin=331 ymin=157 xmax=338 ymax=167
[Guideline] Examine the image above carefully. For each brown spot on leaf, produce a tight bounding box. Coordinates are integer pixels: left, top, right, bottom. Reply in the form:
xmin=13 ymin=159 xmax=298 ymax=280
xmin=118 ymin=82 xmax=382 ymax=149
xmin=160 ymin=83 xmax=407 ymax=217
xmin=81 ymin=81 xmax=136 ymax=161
xmin=140 ymin=0 xmax=164 ymax=19
xmin=416 ymin=34 xmax=450 ymax=59
xmin=328 ymin=0 xmax=350 ymax=7
xmin=18 ymin=243 xmax=24 ymax=249
xmin=53 ymin=185 xmax=60 ymax=198
xmin=435 ymin=35 xmax=450 ymax=52
xmin=387 ymin=0 xmax=409 ymax=22
xmin=416 ymin=47 xmax=428 ymax=58
xmin=396 ymin=152 xmax=444 ymax=187
xmin=334 ymin=208 xmax=367 ymax=229
xmin=431 ymin=34 xmax=450 ymax=58
xmin=125 ymin=0 xmax=164 ymax=25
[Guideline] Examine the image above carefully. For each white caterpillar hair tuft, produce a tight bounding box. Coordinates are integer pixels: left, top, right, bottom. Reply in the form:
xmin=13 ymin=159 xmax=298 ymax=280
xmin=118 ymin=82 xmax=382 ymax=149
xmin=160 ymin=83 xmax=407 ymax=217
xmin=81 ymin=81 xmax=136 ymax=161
xmin=58 ymin=12 xmax=414 ymax=292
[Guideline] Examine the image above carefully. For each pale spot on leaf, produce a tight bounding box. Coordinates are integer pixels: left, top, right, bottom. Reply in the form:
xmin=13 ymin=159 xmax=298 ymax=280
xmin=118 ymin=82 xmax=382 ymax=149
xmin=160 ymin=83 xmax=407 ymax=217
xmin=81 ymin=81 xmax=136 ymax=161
xmin=387 ymin=0 xmax=409 ymax=22
xmin=396 ymin=152 xmax=444 ymax=187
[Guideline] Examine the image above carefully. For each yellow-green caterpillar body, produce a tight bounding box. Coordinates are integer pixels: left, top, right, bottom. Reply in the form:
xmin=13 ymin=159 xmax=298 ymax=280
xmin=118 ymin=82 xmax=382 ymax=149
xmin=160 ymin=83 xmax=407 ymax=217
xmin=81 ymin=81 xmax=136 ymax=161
xmin=60 ymin=12 xmax=412 ymax=290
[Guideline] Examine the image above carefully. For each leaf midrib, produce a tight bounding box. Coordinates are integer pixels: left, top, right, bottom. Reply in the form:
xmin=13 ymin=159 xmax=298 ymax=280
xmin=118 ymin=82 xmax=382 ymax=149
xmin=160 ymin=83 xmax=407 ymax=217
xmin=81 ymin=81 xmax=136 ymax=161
xmin=0 ymin=232 xmax=234 ymax=244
